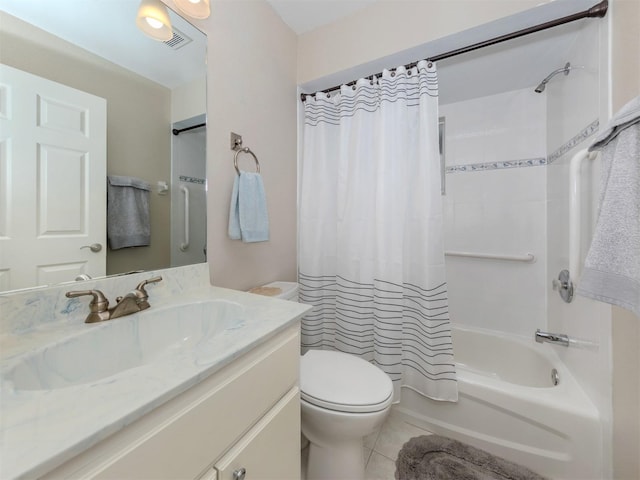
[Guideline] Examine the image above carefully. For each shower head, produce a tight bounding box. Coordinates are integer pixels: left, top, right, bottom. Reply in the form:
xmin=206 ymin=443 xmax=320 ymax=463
xmin=534 ymin=62 xmax=572 ymax=93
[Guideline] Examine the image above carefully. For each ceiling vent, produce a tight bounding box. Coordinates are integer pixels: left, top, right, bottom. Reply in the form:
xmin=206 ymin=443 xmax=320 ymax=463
xmin=164 ymin=27 xmax=193 ymax=50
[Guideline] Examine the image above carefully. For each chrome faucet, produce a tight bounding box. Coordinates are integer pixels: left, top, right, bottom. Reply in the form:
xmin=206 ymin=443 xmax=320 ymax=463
xmin=535 ymin=329 xmax=570 ymax=347
xmin=66 ymin=276 xmax=163 ymax=323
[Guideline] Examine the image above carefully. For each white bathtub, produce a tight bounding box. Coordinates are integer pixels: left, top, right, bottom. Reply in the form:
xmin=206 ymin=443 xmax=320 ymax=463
xmin=396 ymin=326 xmax=602 ymax=479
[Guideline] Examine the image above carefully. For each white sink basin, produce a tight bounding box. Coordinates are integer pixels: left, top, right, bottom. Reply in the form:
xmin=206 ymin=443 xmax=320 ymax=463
xmin=2 ymin=300 xmax=245 ymax=391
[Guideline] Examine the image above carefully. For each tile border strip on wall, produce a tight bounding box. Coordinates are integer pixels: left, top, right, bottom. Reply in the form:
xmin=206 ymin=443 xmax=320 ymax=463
xmin=445 ymin=157 xmax=547 ymax=174
xmin=179 ymin=175 xmax=205 ymax=184
xmin=445 ymin=119 xmax=599 ymax=174
xmin=546 ymin=119 xmax=600 ymax=164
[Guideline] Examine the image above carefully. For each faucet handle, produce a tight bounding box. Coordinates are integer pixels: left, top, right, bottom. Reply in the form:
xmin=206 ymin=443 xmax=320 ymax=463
xmin=135 ymin=276 xmax=162 ymax=291
xmin=134 ymin=276 xmax=163 ymax=310
xmin=65 ymin=290 xmax=111 ymax=323
xmin=66 ymin=290 xmax=109 ymax=311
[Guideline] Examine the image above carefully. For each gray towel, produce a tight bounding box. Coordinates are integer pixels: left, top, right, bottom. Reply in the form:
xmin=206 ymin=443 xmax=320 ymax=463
xmin=577 ymin=96 xmax=640 ymax=316
xmin=107 ymin=175 xmax=151 ymax=250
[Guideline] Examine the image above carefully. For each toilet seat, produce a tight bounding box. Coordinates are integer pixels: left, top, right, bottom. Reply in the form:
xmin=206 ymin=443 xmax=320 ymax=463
xmin=300 ymin=350 xmax=393 ymax=414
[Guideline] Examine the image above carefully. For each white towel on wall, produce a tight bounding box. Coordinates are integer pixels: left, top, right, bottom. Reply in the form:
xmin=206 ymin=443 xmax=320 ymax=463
xmin=577 ymin=96 xmax=640 ymax=316
xmin=107 ymin=175 xmax=151 ymax=250
xmin=228 ymin=172 xmax=269 ymax=243
xmin=228 ymin=175 xmax=242 ymax=240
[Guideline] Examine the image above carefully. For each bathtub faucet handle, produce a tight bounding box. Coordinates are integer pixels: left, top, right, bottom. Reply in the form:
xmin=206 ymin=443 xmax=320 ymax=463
xmin=535 ymin=329 xmax=570 ymax=347
xmin=552 ymin=270 xmax=573 ymax=303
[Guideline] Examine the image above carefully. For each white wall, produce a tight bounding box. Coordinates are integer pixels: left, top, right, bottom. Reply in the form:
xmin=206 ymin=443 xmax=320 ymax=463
xmin=163 ymin=0 xmax=299 ymax=291
xmin=170 ymin=72 xmax=207 ymax=268
xmin=545 ymin=19 xmax=606 ymax=395
xmin=297 ymin=0 xmax=542 ymax=87
xmin=441 ymin=88 xmax=547 ymax=337
xmin=544 ymin=20 xmax=612 ymax=477
xmin=610 ymin=1 xmax=640 ymax=478
xmin=171 ymin=75 xmax=206 ymax=123
xmin=170 ymin=125 xmax=207 ymax=267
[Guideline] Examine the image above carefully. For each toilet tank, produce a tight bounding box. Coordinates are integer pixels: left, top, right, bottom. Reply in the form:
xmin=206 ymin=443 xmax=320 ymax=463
xmin=248 ymin=281 xmax=298 ymax=301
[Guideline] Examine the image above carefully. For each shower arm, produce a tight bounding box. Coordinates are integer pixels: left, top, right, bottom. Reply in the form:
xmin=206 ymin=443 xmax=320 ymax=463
xmin=542 ymin=63 xmax=571 ymax=84
xmin=535 ymin=62 xmax=572 ymax=93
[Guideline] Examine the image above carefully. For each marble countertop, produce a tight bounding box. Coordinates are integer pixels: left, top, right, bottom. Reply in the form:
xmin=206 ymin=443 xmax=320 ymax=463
xmin=0 ymin=283 xmax=310 ymax=479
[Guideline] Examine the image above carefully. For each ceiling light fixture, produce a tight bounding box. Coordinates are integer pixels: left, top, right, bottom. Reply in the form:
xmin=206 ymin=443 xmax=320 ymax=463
xmin=173 ymin=0 xmax=210 ymax=19
xmin=136 ymin=0 xmax=173 ymax=41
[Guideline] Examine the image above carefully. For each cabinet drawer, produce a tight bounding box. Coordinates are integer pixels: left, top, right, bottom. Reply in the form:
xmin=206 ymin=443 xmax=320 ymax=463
xmin=48 ymin=326 xmax=300 ymax=480
xmin=215 ymin=387 xmax=300 ymax=480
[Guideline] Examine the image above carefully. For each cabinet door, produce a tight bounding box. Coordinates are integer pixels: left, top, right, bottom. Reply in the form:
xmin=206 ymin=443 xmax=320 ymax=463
xmin=215 ymin=388 xmax=300 ymax=480
xmin=44 ymin=326 xmax=300 ymax=480
xmin=197 ymin=467 xmax=218 ymax=480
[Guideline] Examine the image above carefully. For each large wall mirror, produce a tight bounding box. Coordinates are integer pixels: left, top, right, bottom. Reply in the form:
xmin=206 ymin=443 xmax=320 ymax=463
xmin=0 ymin=0 xmax=207 ymax=293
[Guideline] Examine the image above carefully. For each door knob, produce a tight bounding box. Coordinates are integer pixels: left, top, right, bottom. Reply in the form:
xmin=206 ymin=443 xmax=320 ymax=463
xmin=81 ymin=243 xmax=102 ymax=253
xmin=232 ymin=468 xmax=246 ymax=480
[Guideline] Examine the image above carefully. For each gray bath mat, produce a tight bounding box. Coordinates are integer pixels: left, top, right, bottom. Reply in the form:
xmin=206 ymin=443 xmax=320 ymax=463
xmin=395 ymin=435 xmax=547 ymax=480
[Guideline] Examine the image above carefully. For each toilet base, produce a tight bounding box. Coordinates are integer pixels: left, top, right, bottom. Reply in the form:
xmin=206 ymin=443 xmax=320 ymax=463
xmin=301 ymin=396 xmax=391 ymax=480
xmin=306 ymin=438 xmax=366 ymax=480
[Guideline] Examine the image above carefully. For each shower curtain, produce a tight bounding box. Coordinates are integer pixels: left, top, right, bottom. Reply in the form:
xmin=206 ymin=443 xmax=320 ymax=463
xmin=299 ymin=61 xmax=457 ymax=402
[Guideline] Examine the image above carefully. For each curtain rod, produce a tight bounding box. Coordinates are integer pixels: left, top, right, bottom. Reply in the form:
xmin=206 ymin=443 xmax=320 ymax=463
xmin=172 ymin=123 xmax=206 ymax=135
xmin=300 ymin=0 xmax=608 ymax=102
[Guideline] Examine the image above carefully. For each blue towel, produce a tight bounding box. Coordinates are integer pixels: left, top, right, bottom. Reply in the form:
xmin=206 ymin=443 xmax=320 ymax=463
xmin=228 ymin=172 xmax=269 ymax=243
xmin=228 ymin=175 xmax=241 ymax=240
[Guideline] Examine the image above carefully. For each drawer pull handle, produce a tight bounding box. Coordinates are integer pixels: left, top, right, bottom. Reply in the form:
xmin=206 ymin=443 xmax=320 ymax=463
xmin=232 ymin=468 xmax=246 ymax=480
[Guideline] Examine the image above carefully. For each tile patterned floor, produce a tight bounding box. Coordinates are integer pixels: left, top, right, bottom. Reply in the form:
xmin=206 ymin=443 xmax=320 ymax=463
xmin=302 ymin=410 xmax=433 ymax=480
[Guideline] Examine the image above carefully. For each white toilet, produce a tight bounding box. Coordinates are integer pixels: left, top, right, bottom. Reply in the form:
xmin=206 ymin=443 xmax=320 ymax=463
xmin=250 ymin=282 xmax=394 ymax=480
xmin=300 ymin=349 xmax=393 ymax=480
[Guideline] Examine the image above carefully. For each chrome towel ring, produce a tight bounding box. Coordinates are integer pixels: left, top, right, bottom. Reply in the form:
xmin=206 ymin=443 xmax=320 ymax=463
xmin=234 ymin=147 xmax=260 ymax=175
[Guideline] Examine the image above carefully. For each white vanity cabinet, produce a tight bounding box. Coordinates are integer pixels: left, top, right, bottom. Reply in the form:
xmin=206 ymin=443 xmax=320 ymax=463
xmin=43 ymin=324 xmax=301 ymax=480
xmin=206 ymin=388 xmax=300 ymax=480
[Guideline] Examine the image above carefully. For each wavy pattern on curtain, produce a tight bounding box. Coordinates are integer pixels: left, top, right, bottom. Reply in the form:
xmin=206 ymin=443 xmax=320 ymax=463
xmin=299 ymin=274 xmax=455 ymax=383
xmin=304 ymin=70 xmax=438 ymax=126
xmin=299 ymin=61 xmax=457 ymax=402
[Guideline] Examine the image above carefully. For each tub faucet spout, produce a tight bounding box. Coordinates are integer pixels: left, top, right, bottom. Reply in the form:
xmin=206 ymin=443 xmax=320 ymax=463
xmin=535 ymin=329 xmax=569 ymax=347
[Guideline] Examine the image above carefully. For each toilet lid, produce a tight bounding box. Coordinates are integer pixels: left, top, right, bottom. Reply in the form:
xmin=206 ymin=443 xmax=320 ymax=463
xmin=300 ymin=350 xmax=393 ymax=413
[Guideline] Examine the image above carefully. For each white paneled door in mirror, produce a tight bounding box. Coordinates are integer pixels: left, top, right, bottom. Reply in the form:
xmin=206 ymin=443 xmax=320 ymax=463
xmin=0 ymin=65 xmax=106 ymax=291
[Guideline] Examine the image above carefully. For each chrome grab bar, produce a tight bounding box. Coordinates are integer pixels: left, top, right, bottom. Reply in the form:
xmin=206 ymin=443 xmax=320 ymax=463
xmin=180 ymin=185 xmax=190 ymax=252
xmin=445 ymin=251 xmax=535 ymax=263
xmin=535 ymin=329 xmax=569 ymax=347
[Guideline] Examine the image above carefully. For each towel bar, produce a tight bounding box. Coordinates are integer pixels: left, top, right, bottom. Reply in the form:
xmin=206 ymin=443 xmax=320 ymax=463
xmin=569 ymin=148 xmax=598 ymax=284
xmin=444 ymin=251 xmax=536 ymax=263
xmin=234 ymin=147 xmax=260 ymax=175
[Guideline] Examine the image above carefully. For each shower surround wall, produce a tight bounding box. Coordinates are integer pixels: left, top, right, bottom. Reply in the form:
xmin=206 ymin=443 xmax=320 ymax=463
xmin=170 ymin=119 xmax=207 ymax=268
xmin=441 ymin=20 xmax=610 ymax=477
xmin=441 ymin=88 xmax=547 ymax=337
xmin=545 ymin=20 xmax=612 ymax=475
